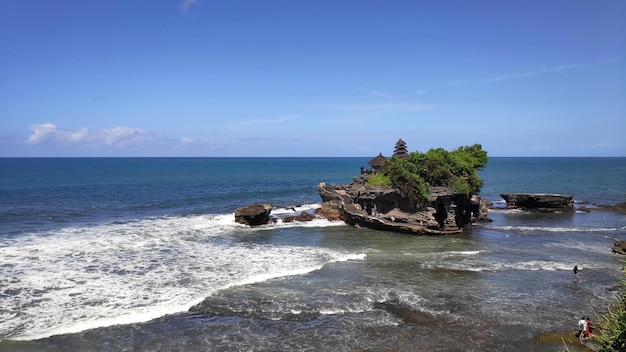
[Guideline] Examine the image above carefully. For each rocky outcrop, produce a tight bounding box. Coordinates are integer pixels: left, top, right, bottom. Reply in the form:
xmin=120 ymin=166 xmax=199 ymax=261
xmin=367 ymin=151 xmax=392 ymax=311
xmin=318 ymin=182 xmax=486 ymax=235
xmin=612 ymin=240 xmax=626 ymax=255
xmin=473 ymin=195 xmax=491 ymax=222
xmin=234 ymin=203 xmax=272 ymax=226
xmin=500 ymin=193 xmax=574 ymax=212
xmin=283 ymin=211 xmax=315 ymax=223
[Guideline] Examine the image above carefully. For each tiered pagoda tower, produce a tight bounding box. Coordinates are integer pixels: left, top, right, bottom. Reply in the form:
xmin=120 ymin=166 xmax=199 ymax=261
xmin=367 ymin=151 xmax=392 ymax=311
xmin=393 ymin=138 xmax=409 ymax=157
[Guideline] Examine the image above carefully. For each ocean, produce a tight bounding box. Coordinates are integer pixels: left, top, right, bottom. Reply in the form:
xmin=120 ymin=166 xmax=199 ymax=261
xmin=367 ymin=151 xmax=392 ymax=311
xmin=0 ymin=157 xmax=625 ymax=351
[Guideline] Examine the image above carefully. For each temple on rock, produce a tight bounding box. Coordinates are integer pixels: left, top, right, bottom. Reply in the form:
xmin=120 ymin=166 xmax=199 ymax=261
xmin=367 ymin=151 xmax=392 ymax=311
xmin=365 ymin=138 xmax=409 ymax=174
xmin=393 ymin=138 xmax=409 ymax=157
xmin=367 ymin=153 xmax=386 ymax=172
xmin=319 ymin=138 xmax=490 ymax=235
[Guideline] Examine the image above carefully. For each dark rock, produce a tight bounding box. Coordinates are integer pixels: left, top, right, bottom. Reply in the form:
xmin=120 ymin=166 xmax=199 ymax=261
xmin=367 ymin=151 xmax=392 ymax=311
xmin=612 ymin=240 xmax=626 ymax=255
xmin=296 ymin=211 xmax=315 ymax=221
xmin=500 ymin=193 xmax=574 ymax=211
xmin=234 ymin=203 xmax=272 ymax=226
xmin=317 ymin=182 xmax=471 ymax=235
xmin=283 ymin=211 xmax=316 ymax=223
xmin=374 ymin=300 xmax=438 ymax=325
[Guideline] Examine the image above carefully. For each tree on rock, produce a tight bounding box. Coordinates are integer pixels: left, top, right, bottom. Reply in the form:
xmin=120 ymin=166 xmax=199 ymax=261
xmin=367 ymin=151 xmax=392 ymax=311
xmin=383 ymin=144 xmax=488 ymax=204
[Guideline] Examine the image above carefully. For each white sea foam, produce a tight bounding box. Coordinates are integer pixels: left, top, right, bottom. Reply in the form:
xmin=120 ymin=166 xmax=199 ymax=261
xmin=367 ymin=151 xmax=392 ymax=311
xmin=271 ymin=203 xmax=321 ymax=216
xmin=415 ymin=249 xmax=556 ymax=273
xmin=484 ymin=225 xmax=618 ymax=233
xmin=444 ymin=250 xmax=484 ymax=256
xmin=0 ymin=214 xmax=364 ymax=341
xmin=263 ymin=218 xmax=347 ymax=230
xmin=416 ymin=252 xmax=599 ymax=273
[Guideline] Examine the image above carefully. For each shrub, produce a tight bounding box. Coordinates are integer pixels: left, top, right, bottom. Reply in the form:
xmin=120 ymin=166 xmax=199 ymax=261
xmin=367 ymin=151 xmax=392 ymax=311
xmin=383 ymin=144 xmax=487 ymax=203
xmin=594 ymin=264 xmax=626 ymax=351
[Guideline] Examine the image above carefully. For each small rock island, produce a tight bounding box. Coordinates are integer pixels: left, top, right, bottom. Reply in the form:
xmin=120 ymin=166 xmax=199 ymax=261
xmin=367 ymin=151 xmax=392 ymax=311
xmin=500 ymin=193 xmax=574 ymax=212
xmin=317 ymin=139 xmax=490 ymax=235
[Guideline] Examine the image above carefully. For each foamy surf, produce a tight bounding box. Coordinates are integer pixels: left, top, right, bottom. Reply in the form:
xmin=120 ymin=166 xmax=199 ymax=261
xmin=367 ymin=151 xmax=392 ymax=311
xmin=270 ymin=203 xmax=322 ymax=216
xmin=415 ymin=252 xmax=608 ymax=273
xmin=483 ymin=225 xmax=618 ymax=232
xmin=0 ymin=214 xmax=364 ymax=342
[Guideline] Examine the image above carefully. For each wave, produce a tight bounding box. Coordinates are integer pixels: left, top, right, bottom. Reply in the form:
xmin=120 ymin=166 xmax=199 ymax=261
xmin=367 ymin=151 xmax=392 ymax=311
xmin=270 ymin=203 xmax=322 ymax=216
xmin=443 ymin=250 xmax=484 ymax=256
xmin=418 ymin=257 xmax=611 ymax=273
xmin=482 ymin=225 xmax=619 ymax=233
xmin=0 ymin=214 xmax=363 ymax=342
xmin=222 ymin=253 xmax=366 ymax=290
xmin=402 ymin=248 xmax=610 ymax=273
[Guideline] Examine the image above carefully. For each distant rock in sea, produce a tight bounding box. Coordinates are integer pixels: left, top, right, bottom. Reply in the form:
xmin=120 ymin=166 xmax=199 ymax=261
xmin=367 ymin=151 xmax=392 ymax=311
xmin=500 ymin=193 xmax=574 ymax=212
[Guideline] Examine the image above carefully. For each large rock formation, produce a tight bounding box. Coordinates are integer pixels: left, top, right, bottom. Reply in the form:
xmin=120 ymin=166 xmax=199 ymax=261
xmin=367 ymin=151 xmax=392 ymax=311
xmin=234 ymin=203 xmax=272 ymax=226
xmin=500 ymin=193 xmax=574 ymax=212
xmin=318 ymin=178 xmax=489 ymax=235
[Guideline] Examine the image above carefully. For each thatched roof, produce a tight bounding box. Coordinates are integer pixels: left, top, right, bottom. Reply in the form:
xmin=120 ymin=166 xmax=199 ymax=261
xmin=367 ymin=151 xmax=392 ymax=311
xmin=368 ymin=153 xmax=386 ymax=169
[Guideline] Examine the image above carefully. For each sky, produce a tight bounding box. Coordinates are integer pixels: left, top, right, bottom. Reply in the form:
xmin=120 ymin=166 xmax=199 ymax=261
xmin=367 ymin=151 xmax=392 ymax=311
xmin=1 ymin=0 xmax=625 ymax=157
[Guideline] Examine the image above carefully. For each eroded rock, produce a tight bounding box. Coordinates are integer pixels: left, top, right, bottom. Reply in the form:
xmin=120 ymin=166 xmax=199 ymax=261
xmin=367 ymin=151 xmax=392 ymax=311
xmin=234 ymin=203 xmax=272 ymax=226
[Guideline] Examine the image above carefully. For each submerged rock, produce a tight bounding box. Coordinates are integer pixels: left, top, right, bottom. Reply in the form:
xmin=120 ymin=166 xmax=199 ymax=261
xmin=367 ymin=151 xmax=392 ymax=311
xmin=283 ymin=211 xmax=315 ymax=223
xmin=596 ymin=202 xmax=626 ymax=214
xmin=533 ymin=331 xmax=594 ymax=350
xmin=612 ymin=240 xmax=626 ymax=255
xmin=374 ymin=300 xmax=438 ymax=325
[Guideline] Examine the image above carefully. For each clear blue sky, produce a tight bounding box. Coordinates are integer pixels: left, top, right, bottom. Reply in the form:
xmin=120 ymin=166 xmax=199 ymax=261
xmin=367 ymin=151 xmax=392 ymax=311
xmin=1 ymin=0 xmax=624 ymax=157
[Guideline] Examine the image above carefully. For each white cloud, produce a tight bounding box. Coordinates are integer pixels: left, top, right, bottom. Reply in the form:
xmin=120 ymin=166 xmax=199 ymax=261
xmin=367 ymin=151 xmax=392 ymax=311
xmin=181 ymin=0 xmax=198 ymax=13
xmin=486 ymin=61 xmax=608 ymax=83
xmin=25 ymin=123 xmax=156 ymax=148
xmin=355 ymin=86 xmax=397 ymax=99
xmin=415 ymin=90 xmax=426 ymax=95
xmin=368 ymin=91 xmax=395 ymax=99
xmin=335 ymin=103 xmax=434 ymax=113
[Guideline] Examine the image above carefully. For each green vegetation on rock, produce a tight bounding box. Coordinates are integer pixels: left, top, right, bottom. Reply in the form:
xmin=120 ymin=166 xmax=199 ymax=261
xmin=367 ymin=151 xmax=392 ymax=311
xmin=382 ymin=144 xmax=488 ymax=203
xmin=594 ymin=263 xmax=626 ymax=352
xmin=366 ymin=172 xmax=393 ymax=187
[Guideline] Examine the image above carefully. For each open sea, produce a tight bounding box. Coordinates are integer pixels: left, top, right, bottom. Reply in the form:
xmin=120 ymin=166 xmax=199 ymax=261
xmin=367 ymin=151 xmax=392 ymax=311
xmin=1 ymin=157 xmax=625 ymax=351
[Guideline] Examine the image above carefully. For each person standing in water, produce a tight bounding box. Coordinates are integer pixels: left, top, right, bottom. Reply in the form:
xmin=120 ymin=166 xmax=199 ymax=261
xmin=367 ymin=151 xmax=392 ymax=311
xmin=573 ymin=265 xmax=579 ymax=280
xmin=576 ymin=316 xmax=587 ymax=338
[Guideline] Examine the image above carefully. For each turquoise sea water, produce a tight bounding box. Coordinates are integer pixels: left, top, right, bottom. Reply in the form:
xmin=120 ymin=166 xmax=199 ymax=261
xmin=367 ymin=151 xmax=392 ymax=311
xmin=1 ymin=157 xmax=625 ymax=351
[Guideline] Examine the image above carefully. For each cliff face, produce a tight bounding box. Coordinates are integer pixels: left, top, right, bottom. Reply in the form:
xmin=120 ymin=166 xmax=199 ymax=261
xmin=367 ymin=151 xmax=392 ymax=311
xmin=318 ymin=179 xmax=489 ymax=235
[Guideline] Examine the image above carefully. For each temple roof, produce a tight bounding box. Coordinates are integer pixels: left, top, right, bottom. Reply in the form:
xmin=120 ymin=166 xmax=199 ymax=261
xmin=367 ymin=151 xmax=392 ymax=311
xmin=368 ymin=153 xmax=386 ymax=168
xmin=393 ymin=138 xmax=409 ymax=157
